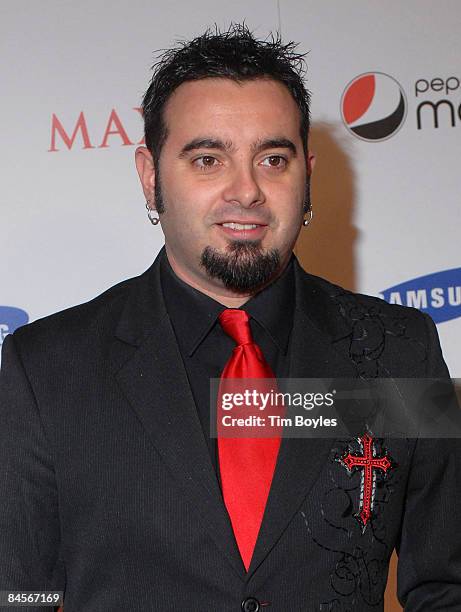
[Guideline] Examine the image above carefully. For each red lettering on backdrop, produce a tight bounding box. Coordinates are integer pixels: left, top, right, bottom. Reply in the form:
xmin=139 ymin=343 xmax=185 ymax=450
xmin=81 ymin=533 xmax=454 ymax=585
xmin=49 ymin=112 xmax=94 ymax=152
xmin=49 ymin=108 xmax=145 ymax=151
xmin=133 ymin=107 xmax=145 ymax=144
xmin=99 ymin=109 xmax=134 ymax=148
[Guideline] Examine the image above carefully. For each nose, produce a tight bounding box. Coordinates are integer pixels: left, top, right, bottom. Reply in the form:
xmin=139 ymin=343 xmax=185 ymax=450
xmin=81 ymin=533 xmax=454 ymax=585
xmin=222 ymin=163 xmax=265 ymax=209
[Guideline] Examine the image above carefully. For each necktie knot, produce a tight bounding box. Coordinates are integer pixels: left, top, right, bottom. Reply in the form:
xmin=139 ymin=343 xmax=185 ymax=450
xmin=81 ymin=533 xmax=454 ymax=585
xmin=219 ymin=309 xmax=253 ymax=346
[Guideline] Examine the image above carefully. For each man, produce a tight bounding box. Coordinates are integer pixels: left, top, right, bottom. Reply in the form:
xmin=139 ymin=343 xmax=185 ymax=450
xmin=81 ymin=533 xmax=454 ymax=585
xmin=1 ymin=25 xmax=460 ymax=612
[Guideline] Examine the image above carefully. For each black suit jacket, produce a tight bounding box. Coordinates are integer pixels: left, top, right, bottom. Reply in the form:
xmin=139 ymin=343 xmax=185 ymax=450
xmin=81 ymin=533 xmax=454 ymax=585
xmin=1 ymin=250 xmax=460 ymax=611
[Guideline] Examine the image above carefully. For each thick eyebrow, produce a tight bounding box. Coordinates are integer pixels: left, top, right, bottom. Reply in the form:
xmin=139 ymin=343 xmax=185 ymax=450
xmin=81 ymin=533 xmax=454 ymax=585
xmin=178 ymin=138 xmax=234 ymax=157
xmin=252 ymin=138 xmax=297 ymax=156
xmin=178 ymin=136 xmax=297 ymax=158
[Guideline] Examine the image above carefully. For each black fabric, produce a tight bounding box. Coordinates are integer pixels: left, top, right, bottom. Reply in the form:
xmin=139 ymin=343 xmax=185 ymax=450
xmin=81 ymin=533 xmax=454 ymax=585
xmin=0 ymin=247 xmax=460 ymax=611
xmin=160 ymin=250 xmax=294 ymax=470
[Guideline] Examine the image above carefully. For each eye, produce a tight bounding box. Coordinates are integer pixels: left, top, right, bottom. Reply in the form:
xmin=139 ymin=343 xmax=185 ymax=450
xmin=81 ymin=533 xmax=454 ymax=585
xmin=193 ymin=155 xmax=220 ymax=170
xmin=260 ymin=155 xmax=288 ymax=169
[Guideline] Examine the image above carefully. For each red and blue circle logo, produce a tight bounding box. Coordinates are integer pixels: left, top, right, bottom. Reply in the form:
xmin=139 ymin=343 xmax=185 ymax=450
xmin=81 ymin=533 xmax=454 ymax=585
xmin=341 ymin=72 xmax=407 ymax=141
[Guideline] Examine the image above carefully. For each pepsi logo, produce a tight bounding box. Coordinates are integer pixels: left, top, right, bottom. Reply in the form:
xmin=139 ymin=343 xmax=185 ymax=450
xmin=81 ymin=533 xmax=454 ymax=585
xmin=341 ymin=72 xmax=407 ymax=141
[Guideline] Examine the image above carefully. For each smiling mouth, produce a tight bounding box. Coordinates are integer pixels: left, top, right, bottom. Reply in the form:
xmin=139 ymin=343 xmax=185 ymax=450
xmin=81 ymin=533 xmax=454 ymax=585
xmin=220 ymin=222 xmax=265 ymax=230
xmin=216 ymin=222 xmax=269 ymax=241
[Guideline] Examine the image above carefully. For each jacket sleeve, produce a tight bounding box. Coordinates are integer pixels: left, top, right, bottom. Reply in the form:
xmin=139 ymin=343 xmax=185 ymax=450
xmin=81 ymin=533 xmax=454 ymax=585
xmin=0 ymin=333 xmax=64 ymax=611
xmin=396 ymin=313 xmax=461 ymax=610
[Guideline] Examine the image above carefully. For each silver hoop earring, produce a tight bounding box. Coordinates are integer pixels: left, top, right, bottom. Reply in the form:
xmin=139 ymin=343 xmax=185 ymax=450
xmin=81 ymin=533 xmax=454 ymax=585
xmin=145 ymin=201 xmax=159 ymax=226
xmin=303 ymin=178 xmax=313 ymax=227
xmin=303 ymin=208 xmax=313 ymax=227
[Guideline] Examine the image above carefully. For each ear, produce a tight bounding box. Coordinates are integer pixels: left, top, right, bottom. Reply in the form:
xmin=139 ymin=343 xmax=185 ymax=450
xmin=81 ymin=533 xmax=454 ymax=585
xmin=306 ymin=149 xmax=316 ymax=177
xmin=135 ymin=146 xmax=156 ymax=206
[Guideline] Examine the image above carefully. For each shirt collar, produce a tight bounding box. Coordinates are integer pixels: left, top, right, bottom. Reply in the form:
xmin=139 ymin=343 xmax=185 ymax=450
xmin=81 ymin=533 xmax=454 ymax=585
xmin=160 ymin=249 xmax=295 ymax=357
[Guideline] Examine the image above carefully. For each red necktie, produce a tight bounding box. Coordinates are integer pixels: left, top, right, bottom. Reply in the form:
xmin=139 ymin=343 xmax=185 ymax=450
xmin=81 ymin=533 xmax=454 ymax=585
xmin=217 ymin=309 xmax=281 ymax=570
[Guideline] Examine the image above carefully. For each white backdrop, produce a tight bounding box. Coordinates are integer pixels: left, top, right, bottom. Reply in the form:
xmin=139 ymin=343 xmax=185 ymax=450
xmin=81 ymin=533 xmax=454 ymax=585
xmin=2 ymin=0 xmax=460 ymax=373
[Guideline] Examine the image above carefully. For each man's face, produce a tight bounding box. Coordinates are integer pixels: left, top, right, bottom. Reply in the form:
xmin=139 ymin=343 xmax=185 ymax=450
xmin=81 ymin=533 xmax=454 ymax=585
xmin=136 ymin=77 xmax=314 ymax=301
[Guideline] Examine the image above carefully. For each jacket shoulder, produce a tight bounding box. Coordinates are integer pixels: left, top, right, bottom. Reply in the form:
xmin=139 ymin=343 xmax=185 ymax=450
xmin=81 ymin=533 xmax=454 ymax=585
xmin=296 ymin=266 xmax=446 ymax=377
xmin=303 ymin=269 xmax=429 ymax=322
xmin=9 ymin=271 xmax=145 ymax=356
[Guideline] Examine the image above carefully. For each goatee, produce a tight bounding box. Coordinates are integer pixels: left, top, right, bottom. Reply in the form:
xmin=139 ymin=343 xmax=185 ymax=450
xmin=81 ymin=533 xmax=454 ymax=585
xmin=200 ymin=241 xmax=281 ymax=293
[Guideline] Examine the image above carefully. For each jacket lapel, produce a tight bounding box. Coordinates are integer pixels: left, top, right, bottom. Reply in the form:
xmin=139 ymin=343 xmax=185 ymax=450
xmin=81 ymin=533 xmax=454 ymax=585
xmin=112 ymin=250 xmax=246 ymax=579
xmin=247 ymin=260 xmax=357 ymax=577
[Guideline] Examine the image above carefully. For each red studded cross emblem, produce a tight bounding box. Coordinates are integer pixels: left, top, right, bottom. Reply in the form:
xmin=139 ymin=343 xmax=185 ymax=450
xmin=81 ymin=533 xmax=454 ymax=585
xmin=339 ymin=433 xmax=392 ymax=531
